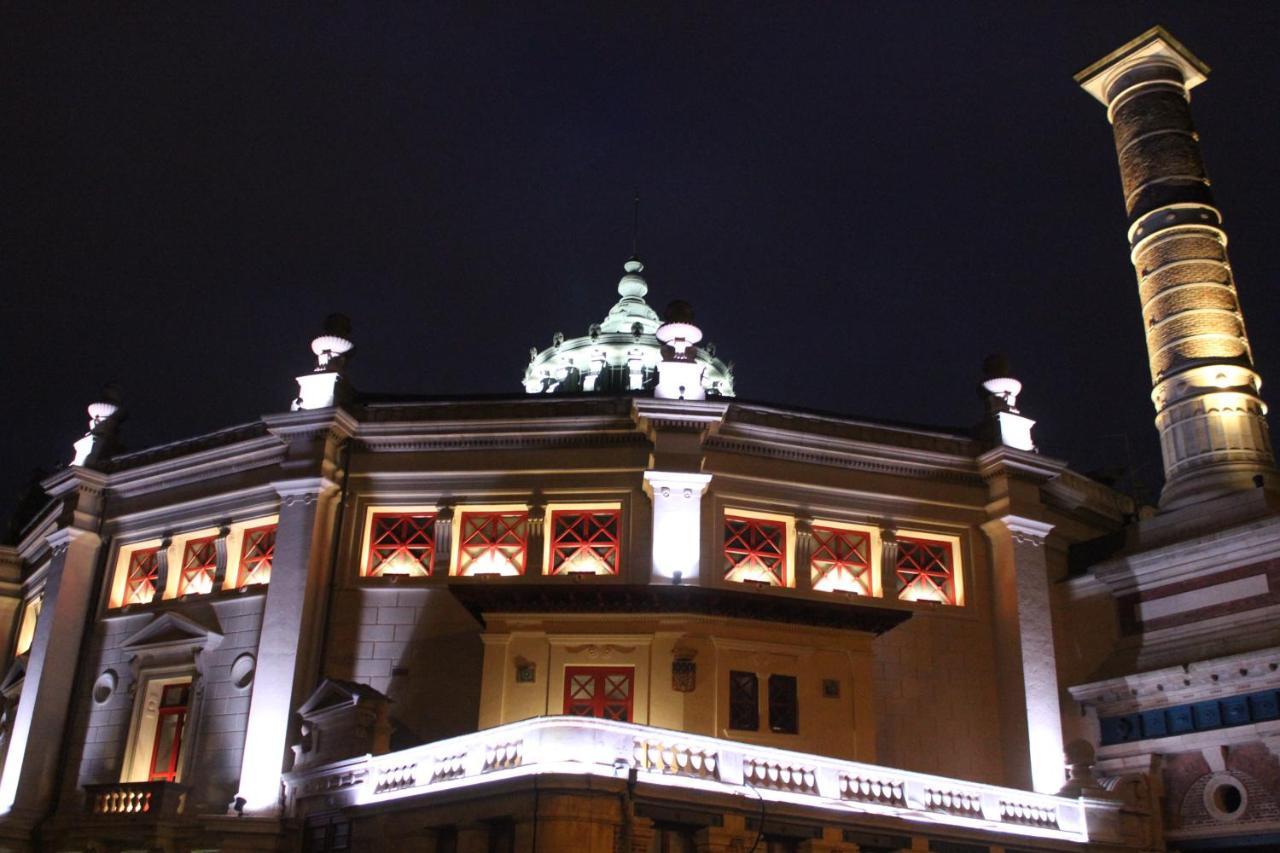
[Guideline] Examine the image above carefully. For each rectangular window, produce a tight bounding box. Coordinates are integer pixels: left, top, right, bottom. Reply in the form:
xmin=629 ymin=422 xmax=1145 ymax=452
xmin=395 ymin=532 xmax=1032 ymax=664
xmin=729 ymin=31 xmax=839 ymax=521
xmin=810 ymin=526 xmax=871 ymax=595
xmin=768 ymin=674 xmax=798 ymax=734
xmin=563 ymin=666 xmax=634 ymax=721
xmin=177 ymin=536 xmax=218 ymax=596
xmin=547 ymin=509 xmax=620 ymax=575
xmin=13 ymin=593 xmax=43 ymax=656
xmin=455 ymin=510 xmax=528 ymax=576
xmin=729 ymin=671 xmax=759 ymax=731
xmin=238 ymin=524 xmax=277 ymax=587
xmin=895 ymin=537 xmax=956 ymax=605
xmin=366 ymin=512 xmax=436 ymax=577
xmin=148 ymin=681 xmax=191 ymax=782
xmin=124 ymin=547 xmax=162 ymax=605
xmin=724 ymin=515 xmax=788 ymax=586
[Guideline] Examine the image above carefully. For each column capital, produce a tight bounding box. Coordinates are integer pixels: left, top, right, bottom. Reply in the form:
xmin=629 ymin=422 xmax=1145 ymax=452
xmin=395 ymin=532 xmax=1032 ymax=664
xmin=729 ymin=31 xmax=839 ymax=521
xmin=1075 ymin=26 xmax=1208 ymax=106
xmin=643 ymin=470 xmax=712 ymax=500
xmin=270 ymin=476 xmax=339 ymax=502
xmin=983 ymin=515 xmax=1055 ymax=547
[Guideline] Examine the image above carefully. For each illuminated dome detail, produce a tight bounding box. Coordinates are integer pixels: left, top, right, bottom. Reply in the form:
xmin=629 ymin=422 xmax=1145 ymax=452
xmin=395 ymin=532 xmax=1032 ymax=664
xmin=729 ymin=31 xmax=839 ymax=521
xmin=522 ymin=258 xmax=735 ymax=396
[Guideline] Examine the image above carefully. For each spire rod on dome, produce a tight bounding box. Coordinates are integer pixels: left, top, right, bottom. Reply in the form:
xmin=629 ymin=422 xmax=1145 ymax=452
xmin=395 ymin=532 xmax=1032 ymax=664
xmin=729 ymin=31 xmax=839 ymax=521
xmin=631 ymin=190 xmax=641 ymax=260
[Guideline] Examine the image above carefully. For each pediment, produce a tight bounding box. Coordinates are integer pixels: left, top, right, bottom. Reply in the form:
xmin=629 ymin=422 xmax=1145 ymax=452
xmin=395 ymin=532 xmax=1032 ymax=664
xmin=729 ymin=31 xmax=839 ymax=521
xmin=0 ymin=657 xmax=26 ymax=699
xmin=120 ymin=612 xmax=223 ymax=654
xmin=297 ymin=678 xmax=388 ymax=719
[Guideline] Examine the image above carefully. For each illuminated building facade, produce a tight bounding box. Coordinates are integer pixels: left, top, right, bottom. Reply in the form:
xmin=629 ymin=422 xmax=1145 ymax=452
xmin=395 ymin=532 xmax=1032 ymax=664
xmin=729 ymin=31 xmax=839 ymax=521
xmin=0 ymin=25 xmax=1273 ymax=853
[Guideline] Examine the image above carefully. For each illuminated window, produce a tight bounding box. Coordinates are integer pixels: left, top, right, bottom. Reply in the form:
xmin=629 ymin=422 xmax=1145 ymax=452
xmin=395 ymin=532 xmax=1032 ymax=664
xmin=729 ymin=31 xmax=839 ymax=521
xmin=809 ymin=526 xmax=871 ymax=594
xmin=124 ymin=548 xmax=162 ymax=606
xmin=13 ymin=593 xmax=43 ymax=656
xmin=177 ymin=536 xmax=218 ymax=596
xmin=563 ymin=666 xmax=633 ymax=721
xmin=547 ymin=509 xmax=620 ymax=575
xmin=366 ymin=513 xmax=435 ymax=577
xmin=729 ymin=671 xmax=759 ymax=731
xmin=768 ymin=674 xmax=798 ymax=734
xmin=147 ymin=681 xmax=191 ymax=782
xmin=895 ymin=536 xmax=957 ymax=604
xmin=237 ymin=525 xmax=276 ymax=588
xmin=724 ymin=515 xmax=788 ymax=586
xmin=455 ymin=510 xmax=528 ymax=576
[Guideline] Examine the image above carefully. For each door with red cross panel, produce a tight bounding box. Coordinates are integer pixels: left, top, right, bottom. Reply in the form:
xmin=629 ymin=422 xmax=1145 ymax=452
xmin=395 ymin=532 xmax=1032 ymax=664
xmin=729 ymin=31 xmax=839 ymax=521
xmin=562 ymin=666 xmax=635 ymax=721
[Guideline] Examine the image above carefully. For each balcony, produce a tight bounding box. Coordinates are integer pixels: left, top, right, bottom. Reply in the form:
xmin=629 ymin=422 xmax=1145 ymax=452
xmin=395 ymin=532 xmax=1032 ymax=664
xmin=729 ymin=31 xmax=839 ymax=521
xmin=284 ymin=716 xmax=1133 ymax=848
xmin=83 ymin=781 xmax=189 ymax=818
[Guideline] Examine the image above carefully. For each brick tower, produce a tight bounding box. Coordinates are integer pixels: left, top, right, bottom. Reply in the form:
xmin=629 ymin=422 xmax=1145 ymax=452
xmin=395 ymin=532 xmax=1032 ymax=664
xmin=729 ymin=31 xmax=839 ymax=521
xmin=1077 ymin=27 xmax=1277 ymax=509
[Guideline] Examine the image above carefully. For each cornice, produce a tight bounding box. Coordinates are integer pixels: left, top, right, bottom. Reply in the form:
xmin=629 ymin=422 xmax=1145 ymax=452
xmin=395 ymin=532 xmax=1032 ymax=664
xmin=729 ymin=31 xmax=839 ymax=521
xmin=1093 ymin=514 xmax=1280 ymax=595
xmin=355 ymin=428 xmax=647 ymax=454
xmin=1070 ymin=644 xmax=1280 ymax=713
xmin=703 ymin=434 xmax=984 ymax=486
xmin=725 ymin=405 xmax=977 ymax=454
xmin=102 ymin=434 xmax=285 ymax=499
xmin=101 ymin=485 xmax=281 ymax=538
xmin=103 ymin=421 xmax=270 ymax=472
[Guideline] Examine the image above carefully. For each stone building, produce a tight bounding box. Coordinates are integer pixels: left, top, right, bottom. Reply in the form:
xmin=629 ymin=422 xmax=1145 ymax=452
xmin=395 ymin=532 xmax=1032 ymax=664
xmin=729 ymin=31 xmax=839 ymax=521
xmin=0 ymin=26 xmax=1274 ymax=853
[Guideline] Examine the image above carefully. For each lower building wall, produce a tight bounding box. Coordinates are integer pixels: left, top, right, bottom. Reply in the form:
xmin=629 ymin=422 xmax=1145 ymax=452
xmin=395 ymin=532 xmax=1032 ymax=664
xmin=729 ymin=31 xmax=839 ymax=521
xmin=476 ymin=613 xmax=876 ymax=762
xmin=873 ymin=608 xmax=1004 ymax=785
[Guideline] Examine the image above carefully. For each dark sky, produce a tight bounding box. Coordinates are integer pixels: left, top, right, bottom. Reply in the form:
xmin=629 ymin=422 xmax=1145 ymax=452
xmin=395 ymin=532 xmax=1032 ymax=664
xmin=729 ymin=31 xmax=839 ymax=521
xmin=4 ymin=3 xmax=1280 ymax=532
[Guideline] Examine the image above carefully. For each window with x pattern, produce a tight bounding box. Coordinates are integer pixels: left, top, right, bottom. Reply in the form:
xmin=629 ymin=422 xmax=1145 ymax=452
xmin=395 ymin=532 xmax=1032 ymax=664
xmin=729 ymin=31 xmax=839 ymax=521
xmin=124 ymin=547 xmax=162 ymax=605
xmin=894 ymin=537 xmax=956 ymax=604
xmin=456 ymin=511 xmax=528 ymax=576
xmin=809 ymin=526 xmax=872 ymax=594
xmin=366 ymin=513 xmax=435 ymax=577
xmin=238 ymin=525 xmax=276 ymax=588
xmin=563 ymin=666 xmax=633 ymax=721
xmin=729 ymin=670 xmax=760 ymax=731
xmin=177 ymin=536 xmax=218 ymax=596
xmin=547 ymin=509 xmax=620 ymax=575
xmin=723 ymin=515 xmax=788 ymax=586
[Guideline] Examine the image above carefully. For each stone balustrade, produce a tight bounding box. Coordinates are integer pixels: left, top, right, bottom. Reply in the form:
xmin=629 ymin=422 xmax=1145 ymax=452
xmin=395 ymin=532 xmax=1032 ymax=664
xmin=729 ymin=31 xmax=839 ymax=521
xmin=82 ymin=781 xmax=189 ymax=817
xmin=284 ymin=716 xmax=1127 ymax=847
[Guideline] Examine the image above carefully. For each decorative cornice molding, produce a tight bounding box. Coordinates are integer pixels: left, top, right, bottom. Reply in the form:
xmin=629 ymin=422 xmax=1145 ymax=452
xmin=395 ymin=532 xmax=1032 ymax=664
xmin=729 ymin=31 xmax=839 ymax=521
xmin=356 ymin=430 xmax=647 ymax=454
xmin=704 ymin=435 xmax=984 ymax=486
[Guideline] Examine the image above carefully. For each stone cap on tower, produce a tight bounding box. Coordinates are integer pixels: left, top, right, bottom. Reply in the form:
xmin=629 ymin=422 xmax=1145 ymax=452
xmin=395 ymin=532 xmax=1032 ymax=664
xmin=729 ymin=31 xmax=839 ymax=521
xmin=1074 ymin=25 xmax=1209 ymax=105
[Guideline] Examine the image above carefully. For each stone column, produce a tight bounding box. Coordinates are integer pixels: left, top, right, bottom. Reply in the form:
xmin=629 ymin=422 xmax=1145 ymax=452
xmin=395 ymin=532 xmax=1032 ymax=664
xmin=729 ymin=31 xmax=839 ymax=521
xmin=982 ymin=515 xmax=1064 ymax=793
xmin=642 ymin=472 xmax=712 ymax=583
xmin=794 ymin=518 xmax=814 ymax=593
xmin=1077 ymin=28 xmax=1276 ymax=508
xmin=235 ymin=477 xmax=340 ymax=814
xmin=0 ymin=470 xmax=105 ymax=825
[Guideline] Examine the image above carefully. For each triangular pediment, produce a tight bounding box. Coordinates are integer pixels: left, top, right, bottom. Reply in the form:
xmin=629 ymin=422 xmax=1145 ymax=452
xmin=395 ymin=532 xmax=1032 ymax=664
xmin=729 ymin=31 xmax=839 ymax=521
xmin=297 ymin=678 xmax=388 ymax=719
xmin=120 ymin=611 xmax=223 ymax=654
xmin=0 ymin=657 xmax=26 ymax=699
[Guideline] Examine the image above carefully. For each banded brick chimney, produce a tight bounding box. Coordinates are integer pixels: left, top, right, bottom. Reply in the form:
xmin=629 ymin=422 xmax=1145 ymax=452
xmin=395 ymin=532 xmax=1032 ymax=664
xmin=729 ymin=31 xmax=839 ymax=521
xmin=1077 ymin=27 xmax=1276 ymax=509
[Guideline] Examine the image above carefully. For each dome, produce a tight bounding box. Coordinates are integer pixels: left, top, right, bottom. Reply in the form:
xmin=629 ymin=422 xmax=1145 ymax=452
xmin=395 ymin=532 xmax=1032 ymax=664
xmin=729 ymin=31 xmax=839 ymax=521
xmin=522 ymin=259 xmax=735 ymax=397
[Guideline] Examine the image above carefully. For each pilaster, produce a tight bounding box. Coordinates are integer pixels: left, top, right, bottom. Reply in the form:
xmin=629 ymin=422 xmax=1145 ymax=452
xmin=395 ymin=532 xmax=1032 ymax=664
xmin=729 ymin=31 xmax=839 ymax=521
xmin=0 ymin=468 xmax=106 ymax=825
xmin=982 ymin=513 xmax=1064 ymax=794
xmin=643 ymin=472 xmax=712 ymax=583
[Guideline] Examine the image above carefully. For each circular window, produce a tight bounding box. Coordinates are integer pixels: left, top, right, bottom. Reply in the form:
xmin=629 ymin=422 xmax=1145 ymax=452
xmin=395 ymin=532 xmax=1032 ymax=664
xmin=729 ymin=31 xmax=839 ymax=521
xmin=230 ymin=653 xmax=256 ymax=690
xmin=92 ymin=670 xmax=117 ymax=705
xmin=1204 ymin=774 xmax=1248 ymax=821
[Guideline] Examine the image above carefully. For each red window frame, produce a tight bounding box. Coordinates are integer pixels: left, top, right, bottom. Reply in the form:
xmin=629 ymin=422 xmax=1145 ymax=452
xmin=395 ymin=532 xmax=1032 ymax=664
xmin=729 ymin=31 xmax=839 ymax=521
xmin=148 ymin=681 xmax=191 ymax=782
xmin=547 ymin=509 xmax=620 ymax=575
xmin=563 ymin=666 xmax=634 ymax=721
xmin=177 ymin=536 xmax=218 ymax=596
xmin=456 ymin=511 xmax=528 ymax=576
xmin=238 ymin=525 xmax=277 ymax=588
xmin=894 ymin=537 xmax=956 ymax=604
xmin=809 ymin=526 xmax=871 ymax=595
xmin=366 ymin=513 xmax=436 ymax=577
xmin=723 ymin=515 xmax=788 ymax=586
xmin=124 ymin=547 xmax=162 ymax=605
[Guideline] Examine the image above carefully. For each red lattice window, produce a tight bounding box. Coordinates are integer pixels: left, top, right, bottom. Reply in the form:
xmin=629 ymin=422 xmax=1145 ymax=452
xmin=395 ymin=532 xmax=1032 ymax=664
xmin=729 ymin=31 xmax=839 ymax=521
xmin=810 ymin=526 xmax=871 ymax=595
xmin=238 ymin=525 xmax=276 ymax=588
xmin=563 ymin=666 xmax=634 ymax=721
xmin=894 ymin=537 xmax=956 ymax=604
xmin=148 ymin=681 xmax=191 ymax=782
xmin=547 ymin=509 xmax=620 ymax=576
xmin=366 ymin=513 xmax=435 ymax=577
xmin=456 ymin=511 xmax=528 ymax=576
xmin=723 ymin=515 xmax=788 ymax=586
xmin=124 ymin=548 xmax=162 ymax=606
xmin=177 ymin=536 xmax=218 ymax=596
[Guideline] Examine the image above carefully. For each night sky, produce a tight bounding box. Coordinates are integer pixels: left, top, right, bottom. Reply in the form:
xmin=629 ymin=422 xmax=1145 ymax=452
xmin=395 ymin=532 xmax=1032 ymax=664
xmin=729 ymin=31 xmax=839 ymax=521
xmin=4 ymin=4 xmax=1280 ymax=534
